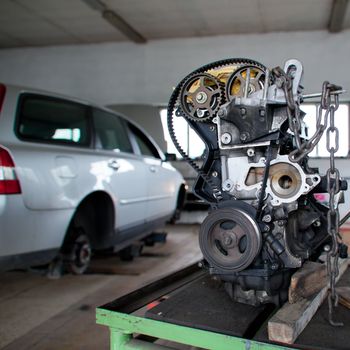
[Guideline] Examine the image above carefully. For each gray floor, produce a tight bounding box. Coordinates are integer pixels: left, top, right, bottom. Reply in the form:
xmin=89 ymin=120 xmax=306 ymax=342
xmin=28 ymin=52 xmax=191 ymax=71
xmin=0 ymin=223 xmax=203 ymax=349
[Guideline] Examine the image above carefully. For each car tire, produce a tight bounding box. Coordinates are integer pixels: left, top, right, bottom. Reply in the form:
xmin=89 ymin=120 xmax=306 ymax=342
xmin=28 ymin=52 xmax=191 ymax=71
xmin=64 ymin=227 xmax=92 ymax=275
xmin=170 ymin=186 xmax=186 ymax=223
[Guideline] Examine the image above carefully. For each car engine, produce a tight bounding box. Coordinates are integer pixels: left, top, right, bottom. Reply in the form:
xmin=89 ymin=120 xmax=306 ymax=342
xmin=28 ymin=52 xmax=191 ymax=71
xmin=167 ymin=58 xmax=348 ymax=307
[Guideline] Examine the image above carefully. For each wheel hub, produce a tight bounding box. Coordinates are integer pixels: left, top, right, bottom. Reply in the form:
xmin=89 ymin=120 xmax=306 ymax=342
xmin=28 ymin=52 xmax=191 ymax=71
xmin=78 ymin=242 xmax=91 ymax=266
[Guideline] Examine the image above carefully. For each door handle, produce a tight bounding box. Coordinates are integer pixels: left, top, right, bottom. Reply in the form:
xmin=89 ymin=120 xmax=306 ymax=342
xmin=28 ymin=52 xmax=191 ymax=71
xmin=108 ymin=159 xmax=120 ymax=171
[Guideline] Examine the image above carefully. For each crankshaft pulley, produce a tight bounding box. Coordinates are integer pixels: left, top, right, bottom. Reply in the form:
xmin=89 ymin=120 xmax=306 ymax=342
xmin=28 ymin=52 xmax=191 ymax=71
xmin=199 ymin=207 xmax=262 ymax=273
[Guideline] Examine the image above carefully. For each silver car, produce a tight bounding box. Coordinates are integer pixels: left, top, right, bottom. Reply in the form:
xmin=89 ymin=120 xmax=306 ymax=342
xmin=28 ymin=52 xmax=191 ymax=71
xmin=0 ymin=84 xmax=186 ymax=273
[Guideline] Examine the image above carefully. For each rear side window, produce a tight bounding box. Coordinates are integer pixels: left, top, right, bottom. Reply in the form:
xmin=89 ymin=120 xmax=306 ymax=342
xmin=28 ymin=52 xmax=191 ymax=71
xmin=129 ymin=123 xmax=160 ymax=159
xmin=17 ymin=94 xmax=89 ymax=146
xmin=92 ymin=108 xmax=133 ymax=153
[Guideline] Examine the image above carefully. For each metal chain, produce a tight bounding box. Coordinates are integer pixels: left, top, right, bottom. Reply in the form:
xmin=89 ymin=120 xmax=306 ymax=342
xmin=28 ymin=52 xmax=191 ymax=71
xmin=274 ymin=68 xmax=344 ymax=326
xmin=272 ymin=68 xmax=340 ymax=164
xmin=325 ymin=93 xmax=343 ymax=327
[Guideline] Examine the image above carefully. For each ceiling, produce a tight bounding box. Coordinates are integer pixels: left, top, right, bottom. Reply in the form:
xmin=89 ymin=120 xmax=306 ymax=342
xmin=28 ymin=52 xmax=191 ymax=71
xmin=0 ymin=0 xmax=349 ymax=48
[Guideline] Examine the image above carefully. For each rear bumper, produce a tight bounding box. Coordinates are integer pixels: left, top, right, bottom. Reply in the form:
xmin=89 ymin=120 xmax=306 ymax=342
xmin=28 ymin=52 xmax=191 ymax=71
xmin=0 ymin=194 xmax=73 ymax=266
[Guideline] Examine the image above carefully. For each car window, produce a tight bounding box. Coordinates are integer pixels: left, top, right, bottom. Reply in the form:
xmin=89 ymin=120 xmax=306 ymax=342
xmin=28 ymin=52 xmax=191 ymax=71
xmin=17 ymin=94 xmax=90 ymax=146
xmin=93 ymin=108 xmax=133 ymax=153
xmin=129 ymin=123 xmax=160 ymax=159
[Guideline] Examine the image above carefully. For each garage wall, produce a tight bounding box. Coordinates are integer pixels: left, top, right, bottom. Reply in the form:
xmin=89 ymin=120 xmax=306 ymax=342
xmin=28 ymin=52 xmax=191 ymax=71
xmin=0 ymin=30 xmax=349 ymax=106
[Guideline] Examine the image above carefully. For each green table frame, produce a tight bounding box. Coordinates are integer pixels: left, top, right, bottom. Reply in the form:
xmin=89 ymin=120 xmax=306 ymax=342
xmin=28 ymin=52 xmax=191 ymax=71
xmin=96 ymin=308 xmax=291 ymax=350
xmin=96 ymin=264 xmax=292 ymax=350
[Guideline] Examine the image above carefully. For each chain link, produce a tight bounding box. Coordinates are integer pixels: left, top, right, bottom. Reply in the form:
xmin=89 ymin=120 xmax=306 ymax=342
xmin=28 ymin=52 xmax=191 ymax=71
xmin=325 ymin=93 xmax=343 ymax=326
xmin=272 ymin=68 xmax=339 ymax=164
xmin=274 ymin=68 xmax=344 ymax=326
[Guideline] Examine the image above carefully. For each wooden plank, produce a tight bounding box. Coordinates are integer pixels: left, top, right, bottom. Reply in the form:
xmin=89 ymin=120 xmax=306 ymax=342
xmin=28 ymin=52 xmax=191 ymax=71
xmin=336 ymin=286 xmax=350 ymax=309
xmin=288 ymin=261 xmax=327 ymax=303
xmin=268 ymin=258 xmax=349 ymax=344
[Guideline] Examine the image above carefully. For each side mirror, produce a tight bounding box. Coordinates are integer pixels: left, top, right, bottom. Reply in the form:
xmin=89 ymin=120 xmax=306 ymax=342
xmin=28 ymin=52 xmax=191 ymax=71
xmin=165 ymin=153 xmax=177 ymax=161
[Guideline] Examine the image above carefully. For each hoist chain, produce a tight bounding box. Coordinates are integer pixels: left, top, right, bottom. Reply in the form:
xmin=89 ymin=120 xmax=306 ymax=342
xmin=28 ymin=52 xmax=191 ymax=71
xmin=274 ymin=67 xmax=344 ymax=326
xmin=272 ymin=68 xmax=341 ymax=163
xmin=272 ymin=67 xmax=302 ymax=152
xmin=324 ymin=87 xmax=343 ymax=327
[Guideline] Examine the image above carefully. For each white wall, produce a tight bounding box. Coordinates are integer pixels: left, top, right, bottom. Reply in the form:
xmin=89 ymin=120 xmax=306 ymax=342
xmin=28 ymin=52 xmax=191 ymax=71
xmin=0 ymin=32 xmax=349 ymax=219
xmin=0 ymin=30 xmax=349 ymax=106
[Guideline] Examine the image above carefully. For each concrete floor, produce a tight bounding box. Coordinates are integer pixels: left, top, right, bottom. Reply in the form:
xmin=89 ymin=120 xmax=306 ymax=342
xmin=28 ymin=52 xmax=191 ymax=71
xmin=2 ymin=216 xmax=349 ymax=350
xmin=0 ymin=224 xmax=202 ymax=350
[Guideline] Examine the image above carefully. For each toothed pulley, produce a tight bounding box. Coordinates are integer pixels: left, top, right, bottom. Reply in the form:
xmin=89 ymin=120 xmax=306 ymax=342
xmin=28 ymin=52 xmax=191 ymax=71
xmin=226 ymin=65 xmax=266 ymax=100
xmin=178 ymin=73 xmax=224 ymax=122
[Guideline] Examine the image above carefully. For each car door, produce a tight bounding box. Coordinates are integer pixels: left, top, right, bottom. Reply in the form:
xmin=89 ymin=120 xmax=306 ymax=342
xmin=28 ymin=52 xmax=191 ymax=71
xmin=92 ymin=108 xmax=148 ymax=231
xmin=127 ymin=123 xmax=177 ymax=222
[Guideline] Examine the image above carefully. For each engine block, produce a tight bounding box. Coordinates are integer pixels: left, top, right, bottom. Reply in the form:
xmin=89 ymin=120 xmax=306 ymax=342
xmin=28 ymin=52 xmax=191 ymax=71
xmin=167 ymin=58 xmax=348 ymax=306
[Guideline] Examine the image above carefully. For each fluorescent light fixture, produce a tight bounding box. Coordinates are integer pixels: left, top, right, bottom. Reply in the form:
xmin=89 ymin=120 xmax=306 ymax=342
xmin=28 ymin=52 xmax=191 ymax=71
xmin=103 ymin=10 xmax=146 ymax=43
xmin=82 ymin=0 xmax=147 ymax=43
xmin=82 ymin=0 xmax=106 ymax=12
xmin=329 ymin=0 xmax=349 ymax=33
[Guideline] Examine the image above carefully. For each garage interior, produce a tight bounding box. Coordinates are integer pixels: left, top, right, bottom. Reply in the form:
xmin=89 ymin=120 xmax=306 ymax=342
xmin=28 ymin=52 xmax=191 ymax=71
xmin=1 ymin=1 xmax=350 ymax=349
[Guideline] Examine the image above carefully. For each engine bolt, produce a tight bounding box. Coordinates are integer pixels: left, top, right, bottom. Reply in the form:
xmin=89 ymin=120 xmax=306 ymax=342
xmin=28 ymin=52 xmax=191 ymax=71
xmin=217 ymin=108 xmax=226 ymax=117
xmin=212 ymin=171 xmax=218 ymax=177
xmin=259 ymin=109 xmax=266 ymax=121
xmin=247 ymin=148 xmax=255 ymax=157
xmin=313 ymin=220 xmax=321 ymax=227
xmin=262 ymin=214 xmax=272 ymax=223
xmin=225 ymin=182 xmax=232 ymax=189
xmin=240 ymin=108 xmax=246 ymax=116
xmin=271 ymin=262 xmax=279 ymax=270
xmin=196 ymin=91 xmax=208 ymax=104
xmin=210 ymin=126 xmax=215 ymax=131
xmin=221 ymin=133 xmax=232 ymax=145
xmin=278 ymin=220 xmax=285 ymax=227
xmin=196 ymin=109 xmax=205 ymax=118
xmin=324 ymin=244 xmax=331 ymax=252
xmin=240 ymin=132 xmax=249 ymax=141
xmin=223 ymin=236 xmax=232 ymax=246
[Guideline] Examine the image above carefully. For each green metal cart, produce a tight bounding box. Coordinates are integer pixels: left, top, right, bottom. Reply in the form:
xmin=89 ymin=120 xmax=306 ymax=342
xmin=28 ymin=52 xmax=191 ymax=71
xmin=96 ymin=264 xmax=291 ymax=350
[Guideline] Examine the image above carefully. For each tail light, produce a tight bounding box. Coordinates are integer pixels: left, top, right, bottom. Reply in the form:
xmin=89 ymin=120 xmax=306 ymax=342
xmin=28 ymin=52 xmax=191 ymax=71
xmin=0 ymin=146 xmax=21 ymax=194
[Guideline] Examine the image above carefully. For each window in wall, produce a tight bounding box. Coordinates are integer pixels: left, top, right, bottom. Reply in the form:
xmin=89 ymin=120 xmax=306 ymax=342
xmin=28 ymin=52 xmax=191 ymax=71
xmin=160 ymin=108 xmax=205 ymax=159
xmin=53 ymin=128 xmax=81 ymax=142
xmin=93 ymin=109 xmax=133 ymax=153
xmin=17 ymin=94 xmax=89 ymax=146
xmin=301 ymin=103 xmax=349 ymax=157
xmin=160 ymin=104 xmax=350 ymax=159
